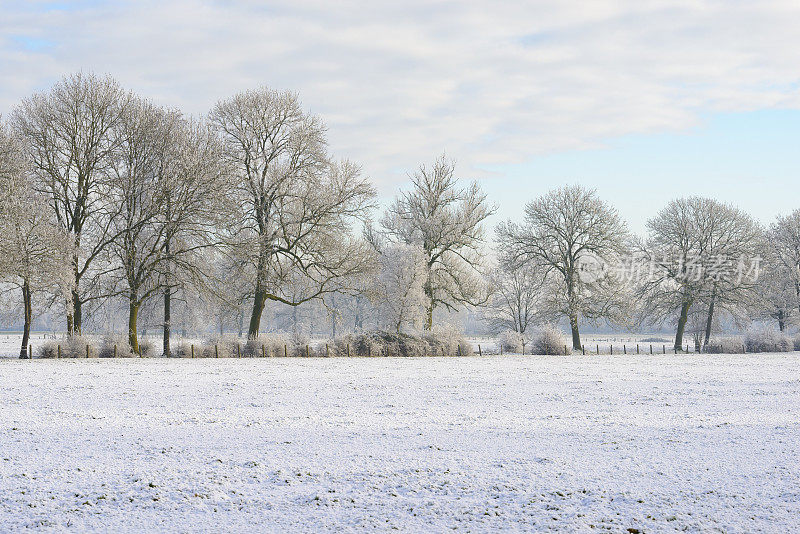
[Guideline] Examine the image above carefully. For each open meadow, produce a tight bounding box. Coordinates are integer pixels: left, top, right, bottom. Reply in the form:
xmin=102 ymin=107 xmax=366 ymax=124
xmin=1 ymin=353 xmax=799 ymax=532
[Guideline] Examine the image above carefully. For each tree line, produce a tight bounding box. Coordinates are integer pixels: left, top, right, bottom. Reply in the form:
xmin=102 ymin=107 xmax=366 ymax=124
xmin=1 ymin=73 xmax=798 ymax=358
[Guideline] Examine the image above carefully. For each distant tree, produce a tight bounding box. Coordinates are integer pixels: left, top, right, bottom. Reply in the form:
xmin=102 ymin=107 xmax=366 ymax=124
xmin=381 ymin=155 xmax=494 ymax=330
xmin=751 ymin=256 xmax=795 ymax=331
xmin=483 ymin=257 xmax=545 ymax=335
xmin=12 ymin=73 xmax=132 ymax=335
xmin=374 ymin=244 xmax=428 ymax=333
xmin=498 ymin=185 xmax=630 ymax=350
xmin=0 ymin=122 xmax=72 ymax=357
xmin=210 ymin=88 xmax=375 ymax=339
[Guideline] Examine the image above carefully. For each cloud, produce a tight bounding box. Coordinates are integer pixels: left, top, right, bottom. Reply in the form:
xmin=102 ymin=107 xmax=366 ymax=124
xmin=2 ymin=0 xmax=800 ymax=192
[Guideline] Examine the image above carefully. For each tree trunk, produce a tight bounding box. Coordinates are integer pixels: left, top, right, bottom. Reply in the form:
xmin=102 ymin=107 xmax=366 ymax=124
xmin=129 ymin=297 xmax=140 ymax=355
xmin=778 ymin=309 xmax=785 ymax=332
xmin=248 ymin=288 xmax=267 ymax=339
xmin=20 ymin=280 xmax=32 ymax=359
xmin=675 ymin=298 xmax=692 ymax=351
xmin=72 ymin=289 xmax=82 ymax=336
xmin=425 ymin=298 xmax=434 ymax=331
xmin=703 ymin=287 xmax=716 ymax=347
xmin=569 ymin=313 xmax=581 ymax=350
xmin=163 ymin=287 xmax=171 ymax=357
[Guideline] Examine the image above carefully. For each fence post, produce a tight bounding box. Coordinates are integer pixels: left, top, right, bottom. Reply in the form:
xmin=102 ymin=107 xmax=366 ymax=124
xmin=114 ymin=344 xmax=117 ymax=358
xmin=57 ymin=344 xmax=61 ymax=359
xmin=610 ymin=345 xmax=613 ymax=355
xmin=215 ymin=344 xmax=218 ymax=358
xmin=596 ymin=344 xmax=599 ymax=355
xmin=29 ymin=344 xmax=32 ymax=359
xmin=650 ymin=344 xmax=653 ymax=354
xmin=306 ymin=345 xmax=310 ymax=358
xmin=478 ymin=344 xmax=482 ymax=357
xmin=582 ymin=345 xmax=585 ymax=355
xmin=346 ymin=344 xmax=350 ymax=357
xmin=237 ymin=343 xmax=241 ymax=358
xmin=284 ymin=345 xmax=288 ymax=358
xmin=191 ymin=344 xmax=195 ymax=358
xmin=564 ymin=344 xmax=567 ymax=355
xmin=326 ymin=344 xmax=330 ymax=357
xmin=86 ymin=344 xmax=90 ymax=359
xmin=636 ymin=344 xmax=639 ymax=354
xmin=262 ymin=344 xmax=265 ymax=358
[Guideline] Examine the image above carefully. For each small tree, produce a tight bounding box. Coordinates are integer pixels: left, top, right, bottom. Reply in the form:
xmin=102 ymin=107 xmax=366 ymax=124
xmin=483 ymin=256 xmax=545 ymax=335
xmin=498 ymin=185 xmax=630 ymax=350
xmin=381 ymin=154 xmax=495 ymax=329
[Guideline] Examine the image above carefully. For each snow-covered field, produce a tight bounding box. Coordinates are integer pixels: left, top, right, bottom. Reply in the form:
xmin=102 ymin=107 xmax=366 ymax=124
xmin=1 ymin=355 xmax=799 ymax=532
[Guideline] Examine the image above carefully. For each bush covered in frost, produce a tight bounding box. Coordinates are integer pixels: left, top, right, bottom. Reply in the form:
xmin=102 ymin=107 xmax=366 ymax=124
xmin=38 ymin=336 xmax=96 ymax=358
xmin=704 ymin=337 xmax=745 ymax=354
xmin=330 ymin=329 xmax=473 ymax=357
xmin=744 ymin=327 xmax=793 ymax=353
xmin=98 ymin=334 xmax=135 ymax=358
xmin=498 ymin=329 xmax=525 ymax=354
xmin=530 ymin=325 xmax=568 ymax=355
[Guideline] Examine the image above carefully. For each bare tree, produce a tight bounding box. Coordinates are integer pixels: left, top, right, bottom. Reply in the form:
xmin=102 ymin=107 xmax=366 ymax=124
xmin=0 ymin=122 xmax=72 ymax=357
xmin=12 ymin=73 xmax=131 ymax=335
xmin=498 ymin=185 xmax=630 ymax=350
xmin=381 ymin=155 xmax=494 ymax=330
xmin=210 ymin=88 xmax=376 ymax=339
xmin=638 ymin=197 xmax=761 ymax=351
xmin=483 ymin=257 xmax=546 ymax=335
xmin=770 ymin=210 xmax=800 ymax=317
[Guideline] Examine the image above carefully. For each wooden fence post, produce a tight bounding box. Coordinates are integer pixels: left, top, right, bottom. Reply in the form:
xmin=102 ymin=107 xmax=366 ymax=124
xmin=306 ymin=345 xmax=310 ymax=358
xmin=237 ymin=343 xmax=241 ymax=358
xmin=346 ymin=344 xmax=350 ymax=357
xmin=478 ymin=344 xmax=482 ymax=357
xmin=610 ymin=345 xmax=613 ymax=355
xmin=262 ymin=344 xmax=265 ymax=358
xmin=57 ymin=345 xmax=61 ymax=359
xmin=191 ymin=344 xmax=195 ymax=358
xmin=29 ymin=344 xmax=32 ymax=359
xmin=564 ymin=344 xmax=567 ymax=355
xmin=326 ymin=344 xmax=330 ymax=357
xmin=284 ymin=345 xmax=288 ymax=358
xmin=114 ymin=344 xmax=117 ymax=358
xmin=582 ymin=345 xmax=585 ymax=355
xmin=623 ymin=345 xmax=626 ymax=355
xmin=86 ymin=344 xmax=90 ymax=358
xmin=215 ymin=344 xmax=219 ymax=358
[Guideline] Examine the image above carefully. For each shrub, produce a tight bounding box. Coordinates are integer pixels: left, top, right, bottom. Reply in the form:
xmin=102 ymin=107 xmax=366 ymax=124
xmin=530 ymin=325 xmax=567 ymax=355
xmin=498 ymin=329 xmax=525 ymax=354
xmin=38 ymin=336 xmax=96 ymax=358
xmin=704 ymin=337 xmax=745 ymax=354
xmin=744 ymin=327 xmax=793 ymax=353
xmin=98 ymin=334 xmax=135 ymax=358
xmin=794 ymin=335 xmax=800 ymax=352
xmin=640 ymin=337 xmax=670 ymax=343
xmin=330 ymin=330 xmax=473 ymax=357
xmin=243 ymin=333 xmax=290 ymax=357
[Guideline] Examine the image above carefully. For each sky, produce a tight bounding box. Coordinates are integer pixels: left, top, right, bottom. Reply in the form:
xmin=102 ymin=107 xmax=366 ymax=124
xmin=1 ymin=0 xmax=799 ymax=235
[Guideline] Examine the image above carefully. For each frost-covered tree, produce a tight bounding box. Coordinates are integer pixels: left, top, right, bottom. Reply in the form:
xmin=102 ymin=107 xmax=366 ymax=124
xmin=210 ymin=88 xmax=375 ymax=339
xmin=638 ymin=197 xmax=761 ymax=351
xmin=381 ymin=155 xmax=494 ymax=330
xmin=106 ymin=99 xmax=231 ymax=354
xmin=770 ymin=210 xmax=800 ymax=317
xmin=373 ymin=244 xmax=428 ymax=333
xmin=751 ymin=255 xmax=795 ymax=331
xmin=0 ymin=122 xmax=72 ymax=357
xmin=12 ymin=73 xmax=131 ymax=335
xmin=498 ymin=185 xmax=630 ymax=350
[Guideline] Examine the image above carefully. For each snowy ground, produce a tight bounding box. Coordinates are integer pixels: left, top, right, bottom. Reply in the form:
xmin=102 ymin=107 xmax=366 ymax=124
xmin=1 ymin=355 xmax=799 ymax=532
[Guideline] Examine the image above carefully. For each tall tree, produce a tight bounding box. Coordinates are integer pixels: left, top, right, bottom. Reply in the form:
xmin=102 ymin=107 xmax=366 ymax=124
xmin=12 ymin=73 xmax=131 ymax=335
xmin=210 ymin=88 xmax=375 ymax=338
xmin=498 ymin=185 xmax=630 ymax=350
xmin=0 ymin=121 xmax=71 ymax=357
xmin=381 ymin=155 xmax=494 ymax=330
xmin=770 ymin=210 xmax=800 ymax=317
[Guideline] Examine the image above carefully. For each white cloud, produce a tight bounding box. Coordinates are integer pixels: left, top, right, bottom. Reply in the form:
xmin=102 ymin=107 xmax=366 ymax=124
xmin=2 ymin=0 xmax=800 ymax=192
